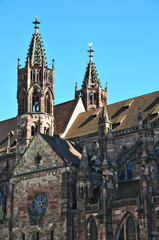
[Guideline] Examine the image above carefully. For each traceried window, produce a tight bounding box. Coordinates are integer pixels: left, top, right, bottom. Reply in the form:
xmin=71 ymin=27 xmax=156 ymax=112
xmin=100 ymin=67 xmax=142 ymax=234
xmin=21 ymin=233 xmax=25 ymax=240
xmin=50 ymin=230 xmax=54 ymax=240
xmin=119 ymin=161 xmax=133 ymax=181
xmin=90 ymin=220 xmax=97 ymax=240
xmin=119 ymin=227 xmax=124 ymax=240
xmin=90 ymin=92 xmax=93 ymax=101
xmin=32 ymin=89 xmax=40 ymax=112
xmin=117 ymin=216 xmax=136 ymax=240
xmin=45 ymin=92 xmax=50 ymax=114
xmin=126 ymin=217 xmax=136 ymax=240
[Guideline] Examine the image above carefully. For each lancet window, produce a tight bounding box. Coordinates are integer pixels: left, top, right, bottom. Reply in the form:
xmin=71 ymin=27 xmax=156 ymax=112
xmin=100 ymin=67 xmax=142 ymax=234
xmin=45 ymin=92 xmax=51 ymax=114
xmin=31 ymin=126 xmax=37 ymax=136
xmin=118 ymin=216 xmax=136 ymax=240
xmin=90 ymin=220 xmax=98 ymax=240
xmin=32 ymin=89 xmax=40 ymax=112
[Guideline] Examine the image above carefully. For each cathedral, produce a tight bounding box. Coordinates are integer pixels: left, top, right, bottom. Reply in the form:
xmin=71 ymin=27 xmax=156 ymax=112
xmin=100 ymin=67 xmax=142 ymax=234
xmin=0 ymin=18 xmax=159 ymax=240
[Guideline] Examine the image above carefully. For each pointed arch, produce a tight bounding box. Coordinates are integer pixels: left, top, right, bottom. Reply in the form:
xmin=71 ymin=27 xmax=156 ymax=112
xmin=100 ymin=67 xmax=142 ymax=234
xmin=86 ymin=215 xmax=98 ymax=240
xmin=44 ymin=87 xmax=54 ymax=115
xmin=28 ymin=85 xmax=42 ymax=112
xmin=115 ymin=212 xmax=139 ymax=240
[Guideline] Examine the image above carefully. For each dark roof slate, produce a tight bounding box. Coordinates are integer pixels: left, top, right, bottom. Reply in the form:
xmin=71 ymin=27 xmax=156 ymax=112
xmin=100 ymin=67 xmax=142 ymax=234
xmin=40 ymin=133 xmax=82 ymax=166
xmin=117 ymin=179 xmax=140 ymax=200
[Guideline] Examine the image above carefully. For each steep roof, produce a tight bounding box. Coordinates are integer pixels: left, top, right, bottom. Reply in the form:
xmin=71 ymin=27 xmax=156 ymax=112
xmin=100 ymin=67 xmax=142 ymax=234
xmin=40 ymin=133 xmax=81 ymax=166
xmin=65 ymin=90 xmax=159 ymax=139
xmin=0 ymin=117 xmax=17 ymax=153
xmin=54 ymin=99 xmax=79 ymax=135
xmin=1 ymin=90 xmax=159 ymax=152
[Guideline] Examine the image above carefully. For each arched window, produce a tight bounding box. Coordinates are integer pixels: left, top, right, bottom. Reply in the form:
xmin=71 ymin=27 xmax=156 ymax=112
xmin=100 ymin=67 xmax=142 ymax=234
xmin=33 ymin=71 xmax=35 ymax=82
xmin=127 ymin=162 xmax=133 ymax=179
xmin=37 ymin=71 xmax=39 ymax=82
xmin=36 ymin=232 xmax=39 ymax=240
xmin=31 ymin=126 xmax=35 ymax=136
xmin=117 ymin=215 xmax=137 ymax=240
xmin=90 ymin=92 xmax=93 ymax=101
xmin=126 ymin=217 xmax=135 ymax=240
xmin=45 ymin=92 xmax=50 ymax=114
xmin=32 ymin=89 xmax=40 ymax=112
xmin=50 ymin=230 xmax=54 ymax=240
xmin=86 ymin=186 xmax=88 ymax=198
xmin=21 ymin=233 xmax=25 ymax=240
xmin=90 ymin=220 xmax=97 ymax=240
xmin=31 ymin=70 xmax=32 ymax=83
xmin=81 ymin=186 xmax=84 ymax=198
xmin=119 ymin=227 xmax=124 ymax=240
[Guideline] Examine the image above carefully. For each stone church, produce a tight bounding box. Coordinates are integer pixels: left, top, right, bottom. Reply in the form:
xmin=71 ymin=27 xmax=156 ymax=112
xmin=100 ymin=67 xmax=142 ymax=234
xmin=0 ymin=18 xmax=159 ymax=240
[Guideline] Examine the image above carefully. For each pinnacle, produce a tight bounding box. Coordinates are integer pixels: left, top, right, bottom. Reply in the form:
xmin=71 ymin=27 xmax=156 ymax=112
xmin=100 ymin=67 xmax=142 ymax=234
xmin=26 ymin=19 xmax=47 ymax=67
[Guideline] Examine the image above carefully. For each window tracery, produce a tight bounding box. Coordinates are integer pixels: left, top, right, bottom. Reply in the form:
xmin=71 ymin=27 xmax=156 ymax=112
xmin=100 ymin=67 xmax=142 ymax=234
xmin=90 ymin=220 xmax=97 ymax=240
xmin=32 ymin=89 xmax=40 ymax=112
xmin=45 ymin=92 xmax=50 ymax=114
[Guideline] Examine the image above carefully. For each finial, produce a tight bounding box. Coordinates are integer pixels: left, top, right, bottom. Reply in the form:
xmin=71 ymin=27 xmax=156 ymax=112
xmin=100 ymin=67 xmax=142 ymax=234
xmin=87 ymin=42 xmax=94 ymax=62
xmin=33 ymin=17 xmax=41 ymax=34
xmin=75 ymin=82 xmax=78 ymax=92
xmin=52 ymin=59 xmax=55 ymax=70
xmin=7 ymin=132 xmax=11 ymax=154
xmin=18 ymin=58 xmax=20 ymax=69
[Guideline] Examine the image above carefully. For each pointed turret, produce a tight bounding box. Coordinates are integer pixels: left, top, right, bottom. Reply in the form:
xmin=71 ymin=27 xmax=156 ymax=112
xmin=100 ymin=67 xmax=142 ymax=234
xmin=76 ymin=43 xmax=108 ymax=110
xmin=77 ymin=145 xmax=92 ymax=199
xmin=25 ymin=18 xmax=47 ymax=67
xmin=98 ymin=104 xmax=111 ymax=138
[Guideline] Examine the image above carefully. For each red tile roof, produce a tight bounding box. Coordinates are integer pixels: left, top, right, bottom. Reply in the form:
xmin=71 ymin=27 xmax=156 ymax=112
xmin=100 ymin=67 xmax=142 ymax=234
xmin=54 ymin=99 xmax=79 ymax=135
xmin=65 ymin=91 xmax=159 ymax=139
xmin=0 ymin=117 xmax=17 ymax=153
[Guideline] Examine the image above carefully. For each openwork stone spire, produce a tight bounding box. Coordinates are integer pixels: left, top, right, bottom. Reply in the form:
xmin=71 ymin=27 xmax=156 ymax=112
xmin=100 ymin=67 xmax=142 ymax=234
xmin=26 ymin=17 xmax=47 ymax=67
xmin=82 ymin=43 xmax=101 ymax=89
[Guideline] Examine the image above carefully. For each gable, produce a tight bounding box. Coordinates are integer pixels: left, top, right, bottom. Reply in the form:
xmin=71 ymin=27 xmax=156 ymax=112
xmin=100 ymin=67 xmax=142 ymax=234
xmin=14 ymin=133 xmax=64 ymax=175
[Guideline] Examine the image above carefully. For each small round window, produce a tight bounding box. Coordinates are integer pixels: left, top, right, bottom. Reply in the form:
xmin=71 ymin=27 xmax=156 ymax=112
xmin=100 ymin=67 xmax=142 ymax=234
xmin=32 ymin=192 xmax=47 ymax=215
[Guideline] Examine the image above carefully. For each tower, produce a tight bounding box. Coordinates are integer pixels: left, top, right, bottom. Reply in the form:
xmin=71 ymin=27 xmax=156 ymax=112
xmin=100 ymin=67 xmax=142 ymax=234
xmin=17 ymin=18 xmax=54 ymax=158
xmin=75 ymin=43 xmax=108 ymax=110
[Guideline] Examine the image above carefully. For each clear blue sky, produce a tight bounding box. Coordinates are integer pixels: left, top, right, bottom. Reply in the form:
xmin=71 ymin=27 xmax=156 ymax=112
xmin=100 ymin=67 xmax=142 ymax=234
xmin=0 ymin=0 xmax=159 ymax=121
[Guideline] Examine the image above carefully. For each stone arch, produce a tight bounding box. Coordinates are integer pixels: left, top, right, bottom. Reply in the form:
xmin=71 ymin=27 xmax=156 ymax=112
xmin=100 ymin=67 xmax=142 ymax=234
xmin=28 ymin=85 xmax=42 ymax=112
xmin=115 ymin=212 xmax=139 ymax=240
xmin=86 ymin=215 xmax=98 ymax=240
xmin=44 ymin=87 xmax=54 ymax=115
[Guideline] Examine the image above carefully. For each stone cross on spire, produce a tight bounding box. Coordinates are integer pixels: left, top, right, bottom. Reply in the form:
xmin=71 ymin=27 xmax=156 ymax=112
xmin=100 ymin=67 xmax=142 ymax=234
xmin=87 ymin=42 xmax=94 ymax=62
xmin=33 ymin=17 xmax=41 ymax=33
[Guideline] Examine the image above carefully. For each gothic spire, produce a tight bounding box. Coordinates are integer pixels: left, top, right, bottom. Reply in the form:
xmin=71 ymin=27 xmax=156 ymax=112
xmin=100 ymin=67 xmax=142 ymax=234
xmin=99 ymin=104 xmax=110 ymax=124
xmin=82 ymin=43 xmax=101 ymax=89
xmin=26 ymin=18 xmax=47 ymax=67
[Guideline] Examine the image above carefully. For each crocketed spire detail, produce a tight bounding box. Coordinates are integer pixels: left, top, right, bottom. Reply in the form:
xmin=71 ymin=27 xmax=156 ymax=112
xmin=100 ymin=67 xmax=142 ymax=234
xmin=26 ymin=18 xmax=47 ymax=67
xmin=82 ymin=43 xmax=101 ymax=88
